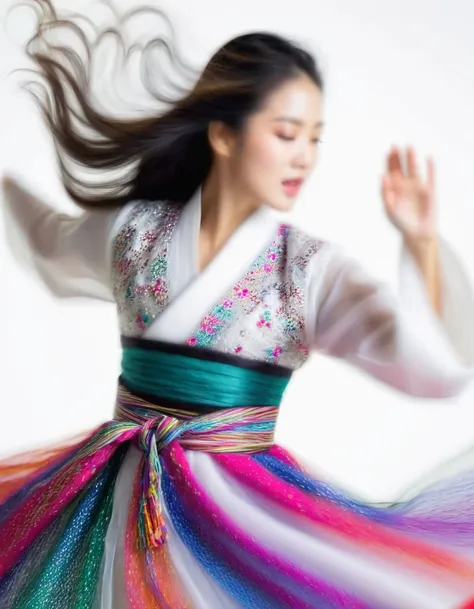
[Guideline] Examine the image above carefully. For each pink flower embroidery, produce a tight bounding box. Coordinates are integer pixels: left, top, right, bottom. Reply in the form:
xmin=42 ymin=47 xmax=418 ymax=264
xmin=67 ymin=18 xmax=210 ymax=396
xmin=153 ymin=278 xmax=165 ymax=294
xmin=235 ymin=287 xmax=249 ymax=299
xmin=297 ymin=343 xmax=309 ymax=357
xmin=200 ymin=315 xmax=219 ymax=334
xmin=188 ymin=337 xmax=197 ymax=345
xmin=234 ymin=345 xmax=243 ymax=354
xmin=133 ymin=285 xmax=148 ymax=297
xmin=143 ymin=230 xmax=158 ymax=242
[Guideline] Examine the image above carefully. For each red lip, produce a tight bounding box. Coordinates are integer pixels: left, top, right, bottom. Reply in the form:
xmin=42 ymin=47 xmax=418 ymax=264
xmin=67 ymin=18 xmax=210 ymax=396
xmin=282 ymin=178 xmax=303 ymax=196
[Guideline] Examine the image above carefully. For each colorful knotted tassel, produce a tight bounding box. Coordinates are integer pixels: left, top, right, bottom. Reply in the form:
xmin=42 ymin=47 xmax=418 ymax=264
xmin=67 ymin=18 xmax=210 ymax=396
xmin=131 ymin=405 xmax=278 ymax=549
xmin=137 ymin=430 xmax=168 ymax=548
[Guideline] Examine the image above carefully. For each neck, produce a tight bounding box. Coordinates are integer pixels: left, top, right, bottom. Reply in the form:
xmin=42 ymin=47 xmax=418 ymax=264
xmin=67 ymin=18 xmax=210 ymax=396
xmin=200 ymin=168 xmax=261 ymax=249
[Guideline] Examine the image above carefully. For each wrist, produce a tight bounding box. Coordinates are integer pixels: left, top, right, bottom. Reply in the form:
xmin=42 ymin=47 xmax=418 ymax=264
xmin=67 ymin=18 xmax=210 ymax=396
xmin=403 ymin=233 xmax=442 ymax=314
xmin=403 ymin=233 xmax=438 ymax=256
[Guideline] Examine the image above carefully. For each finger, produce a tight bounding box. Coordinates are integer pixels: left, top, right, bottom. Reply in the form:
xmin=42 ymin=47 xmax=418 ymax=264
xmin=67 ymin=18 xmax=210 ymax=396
xmin=381 ymin=174 xmax=396 ymax=214
xmin=427 ymin=156 xmax=435 ymax=191
xmin=407 ymin=146 xmax=418 ymax=179
xmin=387 ymin=146 xmax=403 ymax=174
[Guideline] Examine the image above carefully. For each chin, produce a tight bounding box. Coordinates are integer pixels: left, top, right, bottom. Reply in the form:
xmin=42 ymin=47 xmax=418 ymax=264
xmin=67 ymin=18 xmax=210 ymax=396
xmin=267 ymin=195 xmax=296 ymax=213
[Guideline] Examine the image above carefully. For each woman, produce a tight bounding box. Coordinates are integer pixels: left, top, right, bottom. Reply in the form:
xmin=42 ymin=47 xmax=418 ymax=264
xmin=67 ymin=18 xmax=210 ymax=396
xmin=1 ymin=1 xmax=474 ymax=607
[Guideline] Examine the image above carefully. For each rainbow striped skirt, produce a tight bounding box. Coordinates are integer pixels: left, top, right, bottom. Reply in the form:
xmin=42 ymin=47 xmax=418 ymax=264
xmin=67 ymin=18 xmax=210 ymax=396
xmin=0 ymin=338 xmax=474 ymax=608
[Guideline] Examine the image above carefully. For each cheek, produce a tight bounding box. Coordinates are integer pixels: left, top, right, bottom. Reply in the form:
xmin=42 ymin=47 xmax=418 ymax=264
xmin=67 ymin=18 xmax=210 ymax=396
xmin=242 ymin=135 xmax=285 ymax=177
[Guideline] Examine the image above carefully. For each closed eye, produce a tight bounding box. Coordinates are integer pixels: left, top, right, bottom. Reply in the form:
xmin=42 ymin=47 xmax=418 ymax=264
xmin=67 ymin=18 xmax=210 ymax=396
xmin=277 ymin=135 xmax=322 ymax=144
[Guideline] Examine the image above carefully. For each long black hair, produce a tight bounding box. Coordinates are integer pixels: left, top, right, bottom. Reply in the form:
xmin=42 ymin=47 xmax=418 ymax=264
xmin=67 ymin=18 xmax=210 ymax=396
xmin=7 ymin=0 xmax=324 ymax=208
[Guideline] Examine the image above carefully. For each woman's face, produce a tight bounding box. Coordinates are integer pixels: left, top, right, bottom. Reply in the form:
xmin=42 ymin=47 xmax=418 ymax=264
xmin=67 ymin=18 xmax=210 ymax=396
xmin=233 ymin=74 xmax=323 ymax=212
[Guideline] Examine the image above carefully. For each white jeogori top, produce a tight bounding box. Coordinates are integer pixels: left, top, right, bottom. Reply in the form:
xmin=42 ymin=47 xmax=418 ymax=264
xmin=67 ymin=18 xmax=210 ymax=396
xmin=3 ymin=175 xmax=474 ymax=397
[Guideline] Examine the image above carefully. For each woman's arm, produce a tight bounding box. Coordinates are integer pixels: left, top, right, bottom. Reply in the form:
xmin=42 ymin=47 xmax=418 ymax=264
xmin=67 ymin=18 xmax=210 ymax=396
xmin=403 ymin=235 xmax=441 ymax=315
xmin=2 ymin=174 xmax=130 ymax=300
xmin=382 ymin=146 xmax=441 ymax=312
xmin=306 ymin=238 xmax=474 ymax=398
xmin=305 ymin=147 xmax=474 ymax=398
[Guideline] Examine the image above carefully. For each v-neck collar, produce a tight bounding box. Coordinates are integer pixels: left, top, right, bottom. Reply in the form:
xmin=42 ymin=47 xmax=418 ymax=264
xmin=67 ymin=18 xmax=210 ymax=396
xmin=145 ymin=185 xmax=281 ymax=343
xmin=188 ymin=184 xmax=273 ymax=275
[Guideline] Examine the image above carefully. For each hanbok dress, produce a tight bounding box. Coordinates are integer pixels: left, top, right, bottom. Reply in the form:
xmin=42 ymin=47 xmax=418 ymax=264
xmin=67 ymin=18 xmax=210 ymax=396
xmin=1 ymin=178 xmax=474 ymax=609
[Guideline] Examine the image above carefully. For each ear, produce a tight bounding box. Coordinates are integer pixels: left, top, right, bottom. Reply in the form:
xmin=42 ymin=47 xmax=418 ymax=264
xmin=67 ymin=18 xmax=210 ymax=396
xmin=208 ymin=121 xmax=237 ymax=158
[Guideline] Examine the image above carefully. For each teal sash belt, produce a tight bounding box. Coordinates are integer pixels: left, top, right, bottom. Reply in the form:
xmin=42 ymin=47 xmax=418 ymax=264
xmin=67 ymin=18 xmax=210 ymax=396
xmin=119 ymin=336 xmax=291 ymax=412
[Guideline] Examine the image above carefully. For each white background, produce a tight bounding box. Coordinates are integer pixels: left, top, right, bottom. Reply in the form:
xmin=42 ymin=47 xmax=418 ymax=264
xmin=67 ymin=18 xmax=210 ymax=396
xmin=1 ymin=0 xmax=473 ymax=501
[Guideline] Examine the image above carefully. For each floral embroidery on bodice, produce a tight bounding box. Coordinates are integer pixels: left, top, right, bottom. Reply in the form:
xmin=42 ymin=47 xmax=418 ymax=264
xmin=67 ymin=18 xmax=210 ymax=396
xmin=112 ymin=201 xmax=322 ymax=370
xmin=112 ymin=200 xmax=180 ymax=335
xmin=188 ymin=224 xmax=322 ymax=369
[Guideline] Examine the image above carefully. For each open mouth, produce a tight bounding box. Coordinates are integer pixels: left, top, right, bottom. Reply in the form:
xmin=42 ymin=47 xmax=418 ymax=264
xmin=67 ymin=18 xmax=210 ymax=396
xmin=282 ymin=179 xmax=303 ymax=197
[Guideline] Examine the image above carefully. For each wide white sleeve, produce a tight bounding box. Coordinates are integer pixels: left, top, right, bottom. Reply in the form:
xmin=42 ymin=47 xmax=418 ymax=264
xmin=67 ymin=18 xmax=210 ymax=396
xmin=2 ymin=175 xmax=133 ymax=301
xmin=306 ymin=239 xmax=474 ymax=398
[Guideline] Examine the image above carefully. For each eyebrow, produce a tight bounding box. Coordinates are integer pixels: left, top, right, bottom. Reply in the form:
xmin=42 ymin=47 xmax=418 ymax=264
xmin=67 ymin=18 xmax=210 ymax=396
xmin=273 ymin=117 xmax=324 ymax=128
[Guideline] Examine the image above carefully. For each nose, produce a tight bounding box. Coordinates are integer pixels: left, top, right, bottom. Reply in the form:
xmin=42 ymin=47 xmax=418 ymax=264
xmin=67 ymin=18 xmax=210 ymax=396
xmin=292 ymin=141 xmax=316 ymax=171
